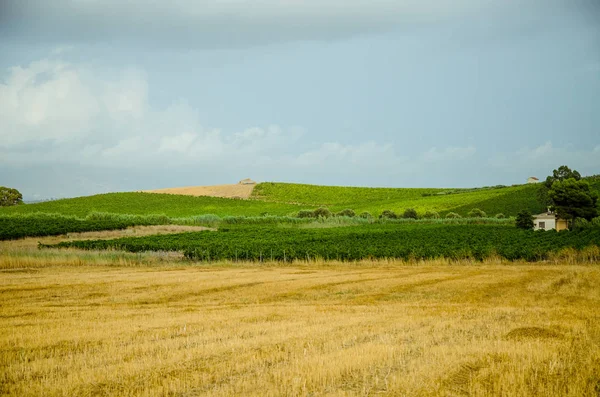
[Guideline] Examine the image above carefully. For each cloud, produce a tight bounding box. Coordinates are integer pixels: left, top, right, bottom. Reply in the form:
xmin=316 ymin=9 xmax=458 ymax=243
xmin=0 ymin=0 xmax=542 ymax=49
xmin=490 ymin=141 xmax=600 ymax=175
xmin=0 ymin=55 xmax=485 ymax=193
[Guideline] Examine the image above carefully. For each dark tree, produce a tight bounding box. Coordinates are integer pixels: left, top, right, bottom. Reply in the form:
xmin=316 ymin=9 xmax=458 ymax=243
xmin=544 ymin=165 xmax=582 ymax=189
xmin=515 ymin=210 xmax=534 ymax=230
xmin=538 ymin=165 xmax=583 ymax=207
xmin=548 ymin=179 xmax=598 ymax=222
xmin=402 ymin=208 xmax=418 ymax=219
xmin=379 ymin=210 xmax=398 ymax=219
xmin=0 ymin=187 xmax=23 ymax=207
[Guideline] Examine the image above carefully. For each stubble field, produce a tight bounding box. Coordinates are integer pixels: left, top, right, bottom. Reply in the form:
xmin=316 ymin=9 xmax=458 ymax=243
xmin=1 ymin=262 xmax=599 ymax=396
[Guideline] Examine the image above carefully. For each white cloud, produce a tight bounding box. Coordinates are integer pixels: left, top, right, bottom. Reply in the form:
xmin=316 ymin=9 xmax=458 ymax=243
xmin=0 ymin=56 xmax=481 ymax=178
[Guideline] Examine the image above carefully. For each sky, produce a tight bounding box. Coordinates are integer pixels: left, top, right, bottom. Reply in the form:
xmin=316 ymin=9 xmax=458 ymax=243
xmin=1 ymin=0 xmax=599 ymax=200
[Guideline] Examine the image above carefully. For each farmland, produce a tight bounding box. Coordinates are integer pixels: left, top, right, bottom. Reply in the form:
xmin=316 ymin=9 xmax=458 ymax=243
xmin=0 ymin=182 xmax=553 ymax=220
xmin=2 ymin=179 xmax=600 ymax=397
xmin=49 ymin=223 xmax=600 ymax=262
xmin=1 ymin=263 xmax=599 ymax=396
xmin=251 ymin=182 xmax=547 ymax=216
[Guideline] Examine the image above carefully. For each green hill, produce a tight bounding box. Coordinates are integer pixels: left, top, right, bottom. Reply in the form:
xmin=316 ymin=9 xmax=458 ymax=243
xmin=0 ymin=181 xmax=565 ymax=218
xmin=251 ymin=182 xmax=546 ymax=217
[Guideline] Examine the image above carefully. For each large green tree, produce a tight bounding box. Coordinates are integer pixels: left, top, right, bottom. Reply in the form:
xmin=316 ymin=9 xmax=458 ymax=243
xmin=0 ymin=186 xmax=24 ymax=207
xmin=548 ymin=178 xmax=598 ymax=222
xmin=538 ymin=165 xmax=583 ymax=207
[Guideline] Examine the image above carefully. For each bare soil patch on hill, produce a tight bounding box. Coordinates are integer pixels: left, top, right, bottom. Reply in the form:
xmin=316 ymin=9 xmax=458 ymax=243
xmin=146 ymin=184 xmax=256 ymax=199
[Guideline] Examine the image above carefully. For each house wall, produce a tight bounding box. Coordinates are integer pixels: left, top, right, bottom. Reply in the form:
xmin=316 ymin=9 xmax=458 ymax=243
xmin=556 ymin=219 xmax=569 ymax=231
xmin=534 ymin=218 xmax=556 ymax=230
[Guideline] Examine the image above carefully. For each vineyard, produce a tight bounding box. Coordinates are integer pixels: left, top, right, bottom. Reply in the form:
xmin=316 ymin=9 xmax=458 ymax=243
xmin=0 ymin=182 xmax=561 ymax=220
xmin=0 ymin=212 xmax=173 ymax=240
xmin=48 ymin=224 xmax=600 ymax=262
xmin=0 ymin=192 xmax=301 ymax=218
xmin=251 ymin=182 xmax=546 ymax=216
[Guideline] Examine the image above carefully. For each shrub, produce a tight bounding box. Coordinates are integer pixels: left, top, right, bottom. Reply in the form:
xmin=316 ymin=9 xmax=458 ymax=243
xmin=495 ymin=213 xmax=506 ymax=219
xmin=403 ymin=208 xmax=418 ymax=219
xmin=336 ymin=209 xmax=356 ymax=217
xmin=359 ymin=211 xmax=373 ymax=219
xmin=297 ymin=210 xmax=315 ymax=218
xmin=515 ymin=210 xmax=534 ymax=230
xmin=446 ymin=212 xmax=461 ymax=219
xmin=468 ymin=208 xmax=487 ymax=218
xmin=422 ymin=210 xmax=440 ymax=219
xmin=313 ymin=207 xmax=333 ymax=218
xmin=379 ymin=210 xmax=398 ymax=219
xmin=573 ymin=217 xmax=590 ymax=230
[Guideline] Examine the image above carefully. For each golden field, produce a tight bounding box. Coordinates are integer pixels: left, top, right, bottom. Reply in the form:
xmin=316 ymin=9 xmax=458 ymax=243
xmin=1 ymin=251 xmax=599 ymax=396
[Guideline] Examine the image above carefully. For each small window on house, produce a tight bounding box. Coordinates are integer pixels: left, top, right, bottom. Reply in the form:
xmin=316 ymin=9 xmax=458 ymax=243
xmin=539 ymin=221 xmax=545 ymax=229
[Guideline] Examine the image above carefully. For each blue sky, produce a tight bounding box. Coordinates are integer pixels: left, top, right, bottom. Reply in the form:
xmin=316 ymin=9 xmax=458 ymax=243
xmin=0 ymin=0 xmax=599 ymax=199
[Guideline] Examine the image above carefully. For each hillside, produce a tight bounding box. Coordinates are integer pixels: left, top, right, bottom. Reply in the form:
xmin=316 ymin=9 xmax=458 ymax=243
xmin=251 ymin=182 xmax=547 ymax=217
xmin=0 ymin=181 xmax=568 ymax=218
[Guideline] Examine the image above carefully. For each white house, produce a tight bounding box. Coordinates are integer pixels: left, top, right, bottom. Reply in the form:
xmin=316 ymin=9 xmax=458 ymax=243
xmin=527 ymin=177 xmax=540 ymax=184
xmin=533 ymin=211 xmax=568 ymax=231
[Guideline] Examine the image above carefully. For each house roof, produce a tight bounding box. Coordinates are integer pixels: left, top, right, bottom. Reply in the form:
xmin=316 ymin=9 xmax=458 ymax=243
xmin=534 ymin=213 xmax=556 ymax=220
xmin=528 ymin=177 xmax=539 ymax=180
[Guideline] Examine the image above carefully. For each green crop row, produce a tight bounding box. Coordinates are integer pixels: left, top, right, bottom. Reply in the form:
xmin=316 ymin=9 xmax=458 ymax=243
xmin=47 ymin=224 xmax=600 ymax=262
xmin=1 ymin=211 xmax=515 ymax=240
xmin=0 ymin=212 xmax=174 ymax=240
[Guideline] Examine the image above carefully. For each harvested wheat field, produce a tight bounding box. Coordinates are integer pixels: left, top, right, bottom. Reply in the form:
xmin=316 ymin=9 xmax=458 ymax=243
xmin=146 ymin=183 xmax=256 ymax=199
xmin=1 ymin=263 xmax=599 ymax=396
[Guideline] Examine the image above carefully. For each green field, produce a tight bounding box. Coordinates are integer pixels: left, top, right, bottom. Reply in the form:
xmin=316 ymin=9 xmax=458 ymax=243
xmin=49 ymin=223 xmax=600 ymax=262
xmin=252 ymin=182 xmax=546 ymax=216
xmin=0 ymin=182 xmax=555 ymax=219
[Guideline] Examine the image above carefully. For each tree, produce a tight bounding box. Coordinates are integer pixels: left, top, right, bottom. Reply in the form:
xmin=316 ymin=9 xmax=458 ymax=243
xmin=468 ymin=208 xmax=486 ymax=218
xmin=379 ymin=210 xmax=398 ymax=219
xmin=548 ymin=178 xmax=598 ymax=222
xmin=402 ymin=208 xmax=418 ymax=219
xmin=0 ymin=186 xmax=23 ymax=207
xmin=336 ymin=209 xmax=356 ymax=217
xmin=539 ymin=165 xmax=582 ymax=206
xmin=544 ymin=165 xmax=581 ymax=189
xmin=515 ymin=210 xmax=534 ymax=230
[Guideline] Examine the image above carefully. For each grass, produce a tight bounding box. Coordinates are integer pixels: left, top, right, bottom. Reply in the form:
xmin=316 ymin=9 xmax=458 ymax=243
xmin=252 ymin=182 xmax=547 ymax=216
xmin=0 ymin=192 xmax=302 ymax=218
xmin=1 ymin=261 xmax=599 ymax=396
xmin=0 ymin=182 xmax=552 ymax=220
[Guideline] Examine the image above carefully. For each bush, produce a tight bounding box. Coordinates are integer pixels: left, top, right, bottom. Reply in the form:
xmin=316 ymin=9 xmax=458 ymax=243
xmin=573 ymin=217 xmax=590 ymax=230
xmin=336 ymin=209 xmax=356 ymax=217
xmin=468 ymin=208 xmax=487 ymax=218
xmin=359 ymin=211 xmax=373 ymax=219
xmin=495 ymin=213 xmax=506 ymax=219
xmin=422 ymin=210 xmax=440 ymax=219
xmin=379 ymin=210 xmax=398 ymax=219
xmin=297 ymin=210 xmax=315 ymax=218
xmin=515 ymin=210 xmax=534 ymax=230
xmin=313 ymin=207 xmax=333 ymax=218
xmin=445 ymin=212 xmax=461 ymax=219
xmin=402 ymin=208 xmax=418 ymax=219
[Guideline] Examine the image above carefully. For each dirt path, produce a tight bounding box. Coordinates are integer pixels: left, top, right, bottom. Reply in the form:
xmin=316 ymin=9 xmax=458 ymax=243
xmin=145 ymin=184 xmax=256 ymax=199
